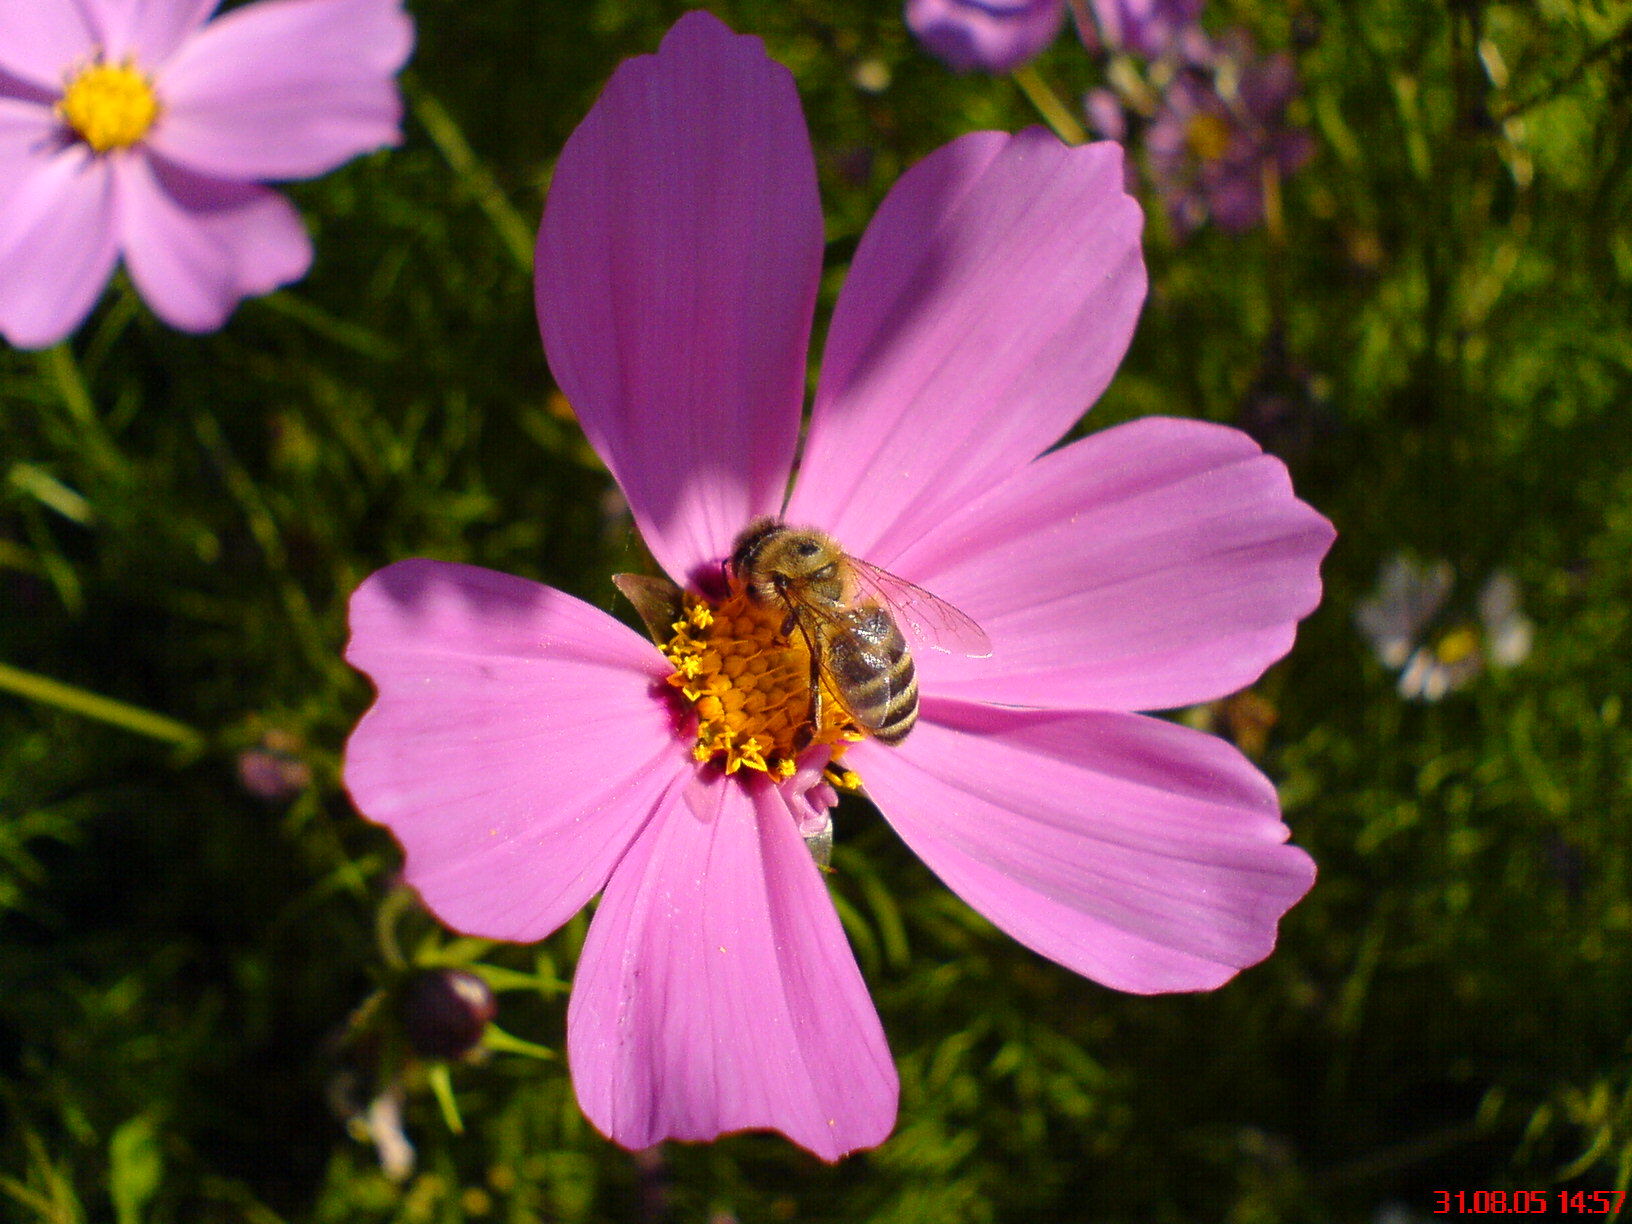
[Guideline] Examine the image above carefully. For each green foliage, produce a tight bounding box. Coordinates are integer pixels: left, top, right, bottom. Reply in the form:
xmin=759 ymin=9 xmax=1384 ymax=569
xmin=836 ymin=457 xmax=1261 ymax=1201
xmin=3 ymin=0 xmax=1631 ymax=1219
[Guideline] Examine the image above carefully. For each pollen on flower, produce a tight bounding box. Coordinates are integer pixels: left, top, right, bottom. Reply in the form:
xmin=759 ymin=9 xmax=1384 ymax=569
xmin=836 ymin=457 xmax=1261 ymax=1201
xmin=58 ymin=58 xmax=161 ymax=153
xmin=660 ymin=585 xmax=861 ymax=779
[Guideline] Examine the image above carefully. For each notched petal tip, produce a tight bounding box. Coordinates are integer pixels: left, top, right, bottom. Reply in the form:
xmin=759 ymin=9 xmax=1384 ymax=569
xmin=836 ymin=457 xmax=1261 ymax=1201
xmin=342 ymin=560 xmax=682 ymax=944
xmin=569 ymin=782 xmax=896 ymax=1161
xmin=0 ymin=144 xmax=119 ymax=350
xmin=114 ymin=156 xmax=311 ymax=335
xmin=858 ymin=705 xmax=1316 ymax=996
xmin=535 ymin=8 xmax=818 ymax=587
xmin=897 ymin=416 xmax=1336 ymax=713
xmin=150 ymin=0 xmax=412 ymax=182
xmin=659 ymin=7 xmax=750 ymax=50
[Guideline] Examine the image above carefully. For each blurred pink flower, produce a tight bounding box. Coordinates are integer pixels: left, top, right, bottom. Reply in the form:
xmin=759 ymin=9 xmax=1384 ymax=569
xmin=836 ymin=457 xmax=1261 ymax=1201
xmin=236 ymin=729 xmax=312 ymax=802
xmin=1076 ymin=0 xmax=1205 ymax=59
xmin=905 ymin=0 xmax=1066 ymax=73
xmin=345 ymin=12 xmax=1333 ymax=1161
xmin=0 ymin=0 xmax=412 ymax=349
xmin=906 ymin=0 xmax=1205 ymax=73
xmin=1144 ymin=31 xmax=1313 ymax=238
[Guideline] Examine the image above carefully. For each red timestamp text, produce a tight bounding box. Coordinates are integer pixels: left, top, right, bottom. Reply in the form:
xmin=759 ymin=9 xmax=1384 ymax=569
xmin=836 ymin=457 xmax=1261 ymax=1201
xmin=1432 ymin=1190 xmax=1628 ymax=1214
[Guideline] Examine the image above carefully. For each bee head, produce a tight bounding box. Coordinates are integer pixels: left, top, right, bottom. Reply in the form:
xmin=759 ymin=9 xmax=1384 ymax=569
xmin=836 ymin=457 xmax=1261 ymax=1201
xmin=729 ymin=518 xmax=841 ymax=605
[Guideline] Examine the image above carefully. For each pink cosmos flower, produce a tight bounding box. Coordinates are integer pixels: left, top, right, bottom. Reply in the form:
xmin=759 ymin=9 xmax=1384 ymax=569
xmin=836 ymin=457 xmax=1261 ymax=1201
xmin=905 ymin=0 xmax=1067 ymax=74
xmin=344 ymin=12 xmax=1334 ymax=1161
xmin=1076 ymin=0 xmax=1205 ymax=59
xmin=0 ymin=0 xmax=412 ymax=349
xmin=906 ymin=0 xmax=1203 ymax=74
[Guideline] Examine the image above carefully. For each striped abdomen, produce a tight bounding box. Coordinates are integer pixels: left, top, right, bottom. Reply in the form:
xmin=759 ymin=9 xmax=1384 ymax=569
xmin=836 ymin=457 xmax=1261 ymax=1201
xmin=824 ymin=603 xmax=919 ymax=745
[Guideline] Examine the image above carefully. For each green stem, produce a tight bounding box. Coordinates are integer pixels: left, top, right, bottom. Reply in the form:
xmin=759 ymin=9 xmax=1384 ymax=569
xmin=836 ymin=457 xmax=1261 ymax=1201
xmin=44 ymin=344 xmax=124 ymax=479
xmin=481 ymin=1024 xmax=557 ymax=1061
xmin=1013 ymin=64 xmax=1088 ymax=146
xmin=374 ymin=887 xmax=414 ymax=970
xmin=190 ymin=411 xmax=346 ymax=687
xmin=1496 ymin=17 xmax=1632 ymax=121
xmin=0 ymin=660 xmax=206 ymax=751
xmin=259 ymin=291 xmax=400 ymax=361
xmin=426 ymin=1063 xmax=464 ymax=1134
xmin=409 ymin=78 xmax=536 ymax=274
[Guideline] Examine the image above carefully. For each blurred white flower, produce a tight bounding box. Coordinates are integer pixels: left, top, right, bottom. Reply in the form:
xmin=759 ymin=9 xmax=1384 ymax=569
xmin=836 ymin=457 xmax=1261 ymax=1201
xmin=1356 ymin=556 xmax=1533 ymax=702
xmin=1478 ymin=570 xmax=1535 ymax=669
xmin=1355 ymin=554 xmax=1453 ymax=670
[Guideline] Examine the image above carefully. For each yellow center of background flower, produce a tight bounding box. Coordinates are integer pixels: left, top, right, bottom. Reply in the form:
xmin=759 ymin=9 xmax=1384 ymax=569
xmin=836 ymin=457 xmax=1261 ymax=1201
xmin=660 ymin=586 xmax=861 ymax=779
xmin=59 ymin=60 xmax=160 ymax=152
xmin=1433 ymin=624 xmax=1481 ymax=666
xmin=1186 ymin=112 xmax=1232 ymax=163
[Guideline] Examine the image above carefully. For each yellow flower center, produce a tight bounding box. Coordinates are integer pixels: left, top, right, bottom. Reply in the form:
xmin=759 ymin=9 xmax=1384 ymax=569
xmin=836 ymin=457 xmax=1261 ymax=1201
xmin=58 ymin=58 xmax=160 ymax=153
xmin=1185 ymin=112 xmax=1233 ymax=163
xmin=659 ymin=585 xmax=862 ymax=781
xmin=1433 ymin=624 xmax=1481 ymax=666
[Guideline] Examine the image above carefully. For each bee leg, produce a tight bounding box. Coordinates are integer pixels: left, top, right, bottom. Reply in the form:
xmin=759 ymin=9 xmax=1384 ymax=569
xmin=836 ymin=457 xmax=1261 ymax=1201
xmin=793 ymin=646 xmax=822 ymax=752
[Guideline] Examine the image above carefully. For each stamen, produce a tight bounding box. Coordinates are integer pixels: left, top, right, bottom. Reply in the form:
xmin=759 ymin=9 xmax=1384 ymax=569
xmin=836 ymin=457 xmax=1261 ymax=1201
xmin=58 ymin=58 xmax=160 ymax=153
xmin=659 ymin=584 xmax=862 ymax=779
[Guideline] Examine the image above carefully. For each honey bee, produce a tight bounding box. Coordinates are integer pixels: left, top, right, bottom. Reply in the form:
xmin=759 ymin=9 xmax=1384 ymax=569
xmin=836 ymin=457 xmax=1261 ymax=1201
xmin=729 ymin=518 xmax=990 ymax=747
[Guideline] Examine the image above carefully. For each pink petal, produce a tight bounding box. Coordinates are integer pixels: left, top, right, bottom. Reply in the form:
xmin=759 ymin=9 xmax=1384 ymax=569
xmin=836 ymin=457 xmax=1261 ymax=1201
xmin=785 ymin=130 xmax=1146 ymax=565
xmin=0 ymin=122 xmax=118 ymax=349
xmin=891 ymin=417 xmax=1336 ymax=711
xmin=344 ymin=560 xmax=683 ymax=942
xmin=0 ymin=1 xmax=94 ymax=91
xmin=854 ymin=701 xmax=1315 ymax=994
xmin=149 ymin=0 xmax=410 ymax=180
xmin=113 ymin=152 xmax=311 ymax=332
xmin=85 ymin=0 xmax=218 ymax=63
xmin=536 ymin=11 xmax=821 ymax=588
xmin=0 ymin=100 xmax=60 ymax=209
xmin=569 ymin=774 xmax=897 ymax=1160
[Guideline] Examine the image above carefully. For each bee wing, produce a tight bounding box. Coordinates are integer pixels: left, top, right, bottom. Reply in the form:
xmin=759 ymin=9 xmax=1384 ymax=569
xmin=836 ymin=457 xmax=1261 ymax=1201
xmin=772 ymin=595 xmax=901 ymax=735
xmin=808 ymin=605 xmax=912 ymax=735
xmin=848 ymin=560 xmax=991 ymax=658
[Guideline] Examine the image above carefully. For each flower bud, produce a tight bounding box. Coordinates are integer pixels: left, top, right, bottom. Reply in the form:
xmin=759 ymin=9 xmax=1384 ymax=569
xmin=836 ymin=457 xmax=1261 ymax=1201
xmin=401 ymin=970 xmax=496 ymax=1061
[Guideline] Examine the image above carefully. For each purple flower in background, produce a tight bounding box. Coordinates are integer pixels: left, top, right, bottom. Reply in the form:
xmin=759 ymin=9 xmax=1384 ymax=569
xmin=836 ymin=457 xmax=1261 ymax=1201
xmin=1144 ymin=31 xmax=1313 ymax=237
xmin=237 ymin=729 xmax=312 ymax=802
xmin=1077 ymin=0 xmax=1205 ymax=59
xmin=1084 ymin=86 xmax=1130 ymax=141
xmin=906 ymin=0 xmax=1067 ymax=73
xmin=345 ymin=12 xmax=1332 ymax=1160
xmin=0 ymin=0 xmax=412 ymax=349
